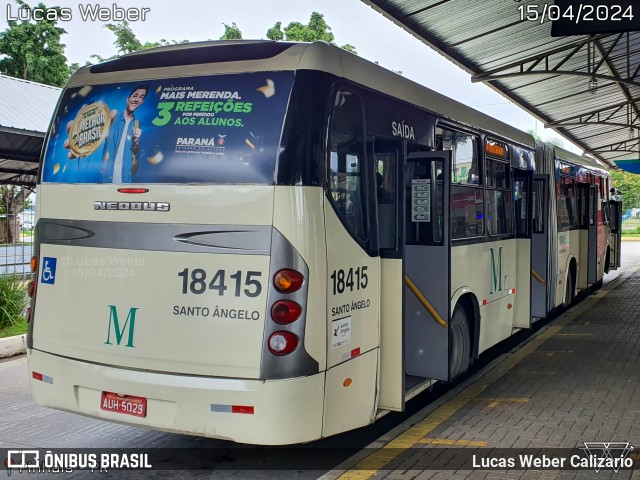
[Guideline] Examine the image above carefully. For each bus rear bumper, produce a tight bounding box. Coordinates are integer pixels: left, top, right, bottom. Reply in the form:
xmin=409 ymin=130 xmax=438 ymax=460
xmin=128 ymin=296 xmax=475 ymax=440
xmin=27 ymin=349 xmax=325 ymax=445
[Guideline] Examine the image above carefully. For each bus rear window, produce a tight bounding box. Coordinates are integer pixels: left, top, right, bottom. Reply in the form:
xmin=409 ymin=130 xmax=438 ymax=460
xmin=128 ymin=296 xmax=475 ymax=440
xmin=41 ymin=71 xmax=294 ymax=184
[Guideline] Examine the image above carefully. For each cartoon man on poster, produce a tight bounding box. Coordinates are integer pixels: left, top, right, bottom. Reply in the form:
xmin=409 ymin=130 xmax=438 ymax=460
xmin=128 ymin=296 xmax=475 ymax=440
xmin=64 ymin=85 xmax=148 ymax=183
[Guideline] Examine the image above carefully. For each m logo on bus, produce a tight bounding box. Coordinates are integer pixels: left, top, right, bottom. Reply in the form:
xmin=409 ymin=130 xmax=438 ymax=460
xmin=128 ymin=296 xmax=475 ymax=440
xmin=489 ymin=247 xmax=504 ymax=295
xmin=104 ymin=305 xmax=139 ymax=348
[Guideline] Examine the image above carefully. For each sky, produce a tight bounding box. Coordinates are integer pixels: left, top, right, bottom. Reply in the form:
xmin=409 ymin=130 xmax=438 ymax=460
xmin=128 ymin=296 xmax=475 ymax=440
xmin=1 ymin=0 xmax=580 ymax=151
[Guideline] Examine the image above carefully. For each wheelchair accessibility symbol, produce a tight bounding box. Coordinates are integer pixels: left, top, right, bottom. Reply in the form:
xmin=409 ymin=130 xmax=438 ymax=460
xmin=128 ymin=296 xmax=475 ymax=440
xmin=41 ymin=257 xmax=57 ymax=285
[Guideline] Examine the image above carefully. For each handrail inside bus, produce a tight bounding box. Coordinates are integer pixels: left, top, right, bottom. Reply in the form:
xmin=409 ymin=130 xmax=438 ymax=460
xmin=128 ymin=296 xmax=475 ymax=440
xmin=404 ymin=275 xmax=448 ymax=328
xmin=531 ymin=269 xmax=546 ymax=285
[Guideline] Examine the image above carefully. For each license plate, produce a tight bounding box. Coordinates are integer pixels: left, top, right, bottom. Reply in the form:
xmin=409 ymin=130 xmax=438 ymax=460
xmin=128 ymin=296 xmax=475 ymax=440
xmin=100 ymin=391 xmax=147 ymax=417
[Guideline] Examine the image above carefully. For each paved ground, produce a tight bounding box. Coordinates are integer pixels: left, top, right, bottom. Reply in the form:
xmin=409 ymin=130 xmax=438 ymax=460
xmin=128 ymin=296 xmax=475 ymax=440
xmin=2 ymin=242 xmax=640 ymax=479
xmin=332 ymin=244 xmax=640 ymax=480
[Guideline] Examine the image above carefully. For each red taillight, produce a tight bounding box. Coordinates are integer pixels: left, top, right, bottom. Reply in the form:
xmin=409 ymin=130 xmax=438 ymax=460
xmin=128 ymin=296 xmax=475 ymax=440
xmin=30 ymin=255 xmax=38 ymax=273
xmin=27 ymin=281 xmax=35 ymax=298
xmin=268 ymin=331 xmax=299 ymax=355
xmin=271 ymin=300 xmax=302 ymax=324
xmin=117 ymin=188 xmax=149 ymax=194
xmin=273 ymin=269 xmax=304 ymax=293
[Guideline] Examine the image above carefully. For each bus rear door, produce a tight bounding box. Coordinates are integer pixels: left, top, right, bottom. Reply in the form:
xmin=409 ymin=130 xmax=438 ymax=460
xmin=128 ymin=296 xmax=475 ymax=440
xmin=609 ymin=196 xmax=622 ymax=270
xmin=404 ymin=150 xmax=451 ymax=381
xmin=531 ymin=175 xmax=549 ymax=318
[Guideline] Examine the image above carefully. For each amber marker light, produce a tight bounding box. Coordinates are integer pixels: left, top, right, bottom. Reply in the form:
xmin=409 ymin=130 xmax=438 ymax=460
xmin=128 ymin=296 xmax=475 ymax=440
xmin=343 ymin=378 xmax=353 ymax=388
xmin=30 ymin=255 xmax=38 ymax=273
xmin=273 ymin=269 xmax=304 ymax=293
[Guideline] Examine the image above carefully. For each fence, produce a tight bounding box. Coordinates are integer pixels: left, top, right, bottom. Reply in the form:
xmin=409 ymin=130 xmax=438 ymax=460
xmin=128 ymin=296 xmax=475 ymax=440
xmin=0 ymin=212 xmax=34 ymax=278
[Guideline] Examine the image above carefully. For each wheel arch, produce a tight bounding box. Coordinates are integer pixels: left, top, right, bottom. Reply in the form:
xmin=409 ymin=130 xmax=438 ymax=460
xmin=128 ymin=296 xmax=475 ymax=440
xmin=451 ymin=286 xmax=480 ymax=360
xmin=564 ymin=255 xmax=577 ymax=304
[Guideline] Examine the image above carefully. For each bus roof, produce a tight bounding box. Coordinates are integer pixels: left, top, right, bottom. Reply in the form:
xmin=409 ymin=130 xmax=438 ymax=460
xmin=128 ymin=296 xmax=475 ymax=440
xmin=554 ymin=146 xmax=609 ymax=176
xmin=69 ymin=40 xmax=536 ymax=150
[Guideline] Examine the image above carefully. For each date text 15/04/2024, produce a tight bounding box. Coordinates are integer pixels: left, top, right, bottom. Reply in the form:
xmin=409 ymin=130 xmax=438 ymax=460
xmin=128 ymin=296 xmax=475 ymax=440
xmin=518 ymin=3 xmax=634 ymax=24
xmin=5 ymin=4 xmax=150 ymax=22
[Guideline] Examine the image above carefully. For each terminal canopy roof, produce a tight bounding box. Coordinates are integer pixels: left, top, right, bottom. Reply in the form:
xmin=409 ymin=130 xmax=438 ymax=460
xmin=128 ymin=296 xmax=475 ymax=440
xmin=362 ymin=0 xmax=640 ymax=170
xmin=0 ymin=75 xmax=61 ymax=187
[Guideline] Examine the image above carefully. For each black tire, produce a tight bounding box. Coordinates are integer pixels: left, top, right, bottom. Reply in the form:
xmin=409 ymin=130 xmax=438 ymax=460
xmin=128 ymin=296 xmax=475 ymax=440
xmin=449 ymin=305 xmax=471 ymax=380
xmin=564 ymin=272 xmax=575 ymax=307
xmin=604 ymin=249 xmax=610 ymax=275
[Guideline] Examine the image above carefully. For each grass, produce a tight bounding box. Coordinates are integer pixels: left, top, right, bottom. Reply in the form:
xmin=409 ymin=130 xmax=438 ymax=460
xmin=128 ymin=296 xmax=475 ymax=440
xmin=0 ymin=275 xmax=28 ymax=338
xmin=0 ymin=318 xmax=27 ymax=338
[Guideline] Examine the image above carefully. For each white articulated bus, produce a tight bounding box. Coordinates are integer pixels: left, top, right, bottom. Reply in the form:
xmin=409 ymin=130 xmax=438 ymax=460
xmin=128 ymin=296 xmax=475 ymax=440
xmin=27 ymin=41 xmax=622 ymax=445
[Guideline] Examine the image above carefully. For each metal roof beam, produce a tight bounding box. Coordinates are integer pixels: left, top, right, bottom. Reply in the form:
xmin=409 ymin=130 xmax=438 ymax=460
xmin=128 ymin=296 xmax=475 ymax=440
xmin=0 ymin=167 xmax=37 ymax=175
xmin=0 ymin=175 xmax=36 ymax=186
xmin=546 ymin=100 xmax=639 ymax=127
xmin=401 ymin=0 xmax=454 ymax=19
xmin=586 ymin=137 xmax=640 ymax=153
xmin=472 ymin=34 xmax=612 ymax=81
xmin=0 ymin=152 xmax=40 ymax=163
xmin=593 ymin=36 xmax=640 ymax=139
xmin=550 ymin=121 xmax=639 ymax=132
xmin=472 ymin=69 xmax=640 ymax=89
xmin=592 ymin=33 xmax=623 ymax=76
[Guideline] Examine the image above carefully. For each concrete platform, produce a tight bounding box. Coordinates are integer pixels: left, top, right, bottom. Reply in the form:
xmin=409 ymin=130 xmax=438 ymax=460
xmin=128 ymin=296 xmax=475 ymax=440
xmin=0 ymin=333 xmax=25 ymax=358
xmin=331 ymin=260 xmax=640 ymax=479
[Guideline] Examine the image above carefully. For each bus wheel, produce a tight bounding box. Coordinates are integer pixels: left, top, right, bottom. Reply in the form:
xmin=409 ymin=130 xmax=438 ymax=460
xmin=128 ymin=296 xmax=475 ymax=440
xmin=449 ymin=305 xmax=471 ymax=380
xmin=564 ymin=272 xmax=575 ymax=307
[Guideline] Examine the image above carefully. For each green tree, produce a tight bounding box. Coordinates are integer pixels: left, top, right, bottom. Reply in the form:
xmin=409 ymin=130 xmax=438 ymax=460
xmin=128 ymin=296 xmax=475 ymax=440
xmin=0 ymin=186 xmax=33 ymax=244
xmin=526 ymin=129 xmax=564 ymax=147
xmin=220 ymin=22 xmax=243 ymax=40
xmin=266 ymin=22 xmax=284 ymax=41
xmin=0 ymin=0 xmax=70 ymax=86
xmin=267 ymin=12 xmax=356 ymax=54
xmin=610 ymin=170 xmax=640 ymax=209
xmin=91 ymin=21 xmax=187 ymax=62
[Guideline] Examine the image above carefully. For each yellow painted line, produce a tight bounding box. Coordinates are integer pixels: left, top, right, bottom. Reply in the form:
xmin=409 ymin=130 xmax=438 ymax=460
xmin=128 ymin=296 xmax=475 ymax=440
xmin=476 ymin=397 xmax=529 ymax=403
xmin=417 ymin=438 xmax=487 ymax=447
xmin=538 ymin=350 xmax=574 ymax=353
xmin=556 ymin=333 xmax=592 ymax=336
xmin=531 ymin=269 xmax=546 ymax=285
xmin=337 ymin=260 xmax=636 ymax=480
xmin=338 ymin=320 xmax=569 ymax=480
xmin=517 ymin=371 xmax=556 ymax=375
xmin=404 ymin=275 xmax=448 ymax=328
xmin=477 ymin=397 xmax=529 ymax=408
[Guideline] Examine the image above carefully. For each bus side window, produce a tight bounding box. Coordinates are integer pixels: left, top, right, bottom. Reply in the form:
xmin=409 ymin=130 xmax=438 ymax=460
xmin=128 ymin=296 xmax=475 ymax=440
xmin=436 ymin=127 xmax=483 ymax=240
xmin=372 ymin=139 xmax=400 ymax=254
xmin=533 ymin=179 xmax=545 ymax=234
xmin=328 ymin=91 xmax=368 ymax=241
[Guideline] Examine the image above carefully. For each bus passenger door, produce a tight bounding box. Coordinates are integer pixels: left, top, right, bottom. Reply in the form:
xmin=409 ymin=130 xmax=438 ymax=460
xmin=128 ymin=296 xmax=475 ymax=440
xmin=588 ymin=185 xmax=598 ymax=284
xmin=609 ymin=197 xmax=622 ymax=270
xmin=513 ymin=170 xmax=532 ymax=328
xmin=404 ymin=150 xmax=450 ymax=381
xmin=373 ymin=138 xmax=405 ymax=412
xmin=531 ymin=175 xmax=549 ymax=318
